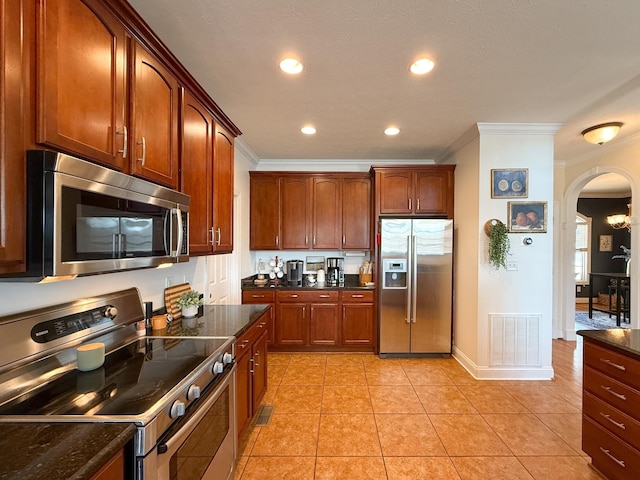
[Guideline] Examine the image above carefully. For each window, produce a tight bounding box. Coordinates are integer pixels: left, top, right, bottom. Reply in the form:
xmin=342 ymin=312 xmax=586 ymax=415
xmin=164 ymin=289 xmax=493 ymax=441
xmin=575 ymin=213 xmax=591 ymax=284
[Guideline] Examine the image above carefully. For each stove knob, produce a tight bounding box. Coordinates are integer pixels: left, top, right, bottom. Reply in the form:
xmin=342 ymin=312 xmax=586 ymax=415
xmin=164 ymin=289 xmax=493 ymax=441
xmin=223 ymin=352 xmax=234 ymax=365
xmin=170 ymin=400 xmax=185 ymax=418
xmin=187 ymin=385 xmax=201 ymax=400
xmin=103 ymin=306 xmax=118 ymax=319
xmin=212 ymin=361 xmax=224 ymax=374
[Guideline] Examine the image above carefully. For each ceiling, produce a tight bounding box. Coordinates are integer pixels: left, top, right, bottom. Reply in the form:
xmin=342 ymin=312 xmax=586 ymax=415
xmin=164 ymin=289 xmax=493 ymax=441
xmin=128 ymin=0 xmax=640 ymax=163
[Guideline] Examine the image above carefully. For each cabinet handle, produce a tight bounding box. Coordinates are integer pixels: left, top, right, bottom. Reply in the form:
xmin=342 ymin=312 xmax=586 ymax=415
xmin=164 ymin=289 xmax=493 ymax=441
xmin=209 ymin=228 xmax=215 ymax=245
xmin=600 ymin=358 xmax=626 ymax=371
xmin=250 ymin=357 xmax=254 ymax=374
xmin=258 ymin=322 xmax=265 ymax=328
xmin=313 ymin=235 xmax=316 ymax=245
xmin=599 ymin=447 xmax=626 ymax=468
xmin=417 ymin=198 xmax=420 ymax=210
xmin=352 ymin=294 xmax=364 ymax=298
xmin=290 ymin=294 xmax=298 ymax=298
xmin=252 ymin=295 xmax=265 ymax=299
xmin=408 ymin=198 xmax=412 ymax=210
xmin=600 ymin=412 xmax=626 ymax=430
xmin=254 ymin=351 xmax=259 ymax=368
xmin=239 ymin=339 xmax=250 ymax=349
xmin=137 ymin=136 xmax=146 ymax=165
xmin=117 ymin=125 xmax=128 ymax=158
xmin=275 ymin=235 xmax=279 ymax=247
xmin=342 ymin=235 xmax=346 ymax=245
xmin=601 ymin=385 xmax=627 ymax=401
xmin=216 ymin=227 xmax=221 ymax=246
xmin=319 ymin=294 xmax=330 ymax=298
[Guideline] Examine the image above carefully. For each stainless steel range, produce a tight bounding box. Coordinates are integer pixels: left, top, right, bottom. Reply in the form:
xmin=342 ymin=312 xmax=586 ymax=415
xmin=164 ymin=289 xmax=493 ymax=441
xmin=0 ymin=288 xmax=236 ymax=480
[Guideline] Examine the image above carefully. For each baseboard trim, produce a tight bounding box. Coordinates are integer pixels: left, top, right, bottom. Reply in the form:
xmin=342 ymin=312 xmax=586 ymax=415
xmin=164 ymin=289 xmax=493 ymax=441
xmin=452 ymin=345 xmax=554 ymax=380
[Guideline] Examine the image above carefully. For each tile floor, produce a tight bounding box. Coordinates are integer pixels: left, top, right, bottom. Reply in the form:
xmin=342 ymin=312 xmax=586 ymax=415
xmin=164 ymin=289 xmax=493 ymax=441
xmin=234 ymin=339 xmax=603 ymax=479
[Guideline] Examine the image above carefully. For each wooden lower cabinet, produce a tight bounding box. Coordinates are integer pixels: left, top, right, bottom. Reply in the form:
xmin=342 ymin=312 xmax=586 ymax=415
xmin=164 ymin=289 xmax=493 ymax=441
xmin=309 ymin=303 xmax=339 ymax=346
xmin=236 ymin=312 xmax=269 ymax=440
xmin=341 ymin=290 xmax=374 ymax=346
xmin=241 ymin=290 xmax=275 ymax=345
xmin=90 ymin=448 xmax=124 ymax=480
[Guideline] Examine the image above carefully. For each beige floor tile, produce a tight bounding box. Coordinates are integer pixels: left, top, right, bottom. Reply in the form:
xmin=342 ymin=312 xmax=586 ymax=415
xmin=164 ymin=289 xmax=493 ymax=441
xmin=267 ymin=363 xmax=288 ymax=386
xmin=429 ymin=414 xmax=511 ymax=456
xmin=267 ymin=353 xmax=293 ymax=366
xmin=365 ymin=363 xmax=411 ymax=385
xmin=261 ymin=385 xmax=278 ymax=404
xmin=237 ymin=427 xmax=260 ymax=457
xmin=317 ymin=414 xmax=382 ymax=456
xmin=414 ymin=385 xmax=477 ymax=414
xmin=325 ymin=353 xmax=370 ymax=365
xmin=238 ymin=456 xmax=316 ymax=480
xmin=439 ymin=364 xmax=479 ymax=385
xmin=272 ymin=384 xmax=323 ymax=413
xmin=482 ymin=413 xmax=577 ymax=456
xmin=287 ymin=353 xmax=328 ymax=366
xmin=402 ymin=364 xmax=456 ymax=385
xmin=362 ymin=356 xmax=402 ymax=366
xmin=251 ymin=414 xmax=320 ymax=456
xmin=368 ymin=385 xmax=425 ymax=413
xmin=543 ymin=383 xmax=583 ymax=409
xmin=535 ymin=413 xmax=585 ymax=456
xmin=384 ymin=457 xmax=461 ymax=480
xmin=456 ymin=384 xmax=528 ymax=414
xmin=281 ymin=364 xmax=326 ymax=385
xmin=324 ymin=364 xmax=367 ymax=385
xmin=375 ymin=413 xmax=447 ymax=456
xmin=517 ymin=456 xmax=604 ymax=480
xmin=501 ymin=385 xmax=581 ymax=414
xmin=451 ymin=456 xmax=534 ymax=480
xmin=233 ymin=455 xmax=248 ymax=480
xmin=321 ymin=385 xmax=373 ymax=414
xmin=314 ymin=457 xmax=387 ymax=480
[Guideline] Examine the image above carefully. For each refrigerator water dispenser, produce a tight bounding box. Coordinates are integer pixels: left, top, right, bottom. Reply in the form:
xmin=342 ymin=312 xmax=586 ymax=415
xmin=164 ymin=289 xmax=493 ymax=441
xmin=383 ymin=259 xmax=407 ymax=289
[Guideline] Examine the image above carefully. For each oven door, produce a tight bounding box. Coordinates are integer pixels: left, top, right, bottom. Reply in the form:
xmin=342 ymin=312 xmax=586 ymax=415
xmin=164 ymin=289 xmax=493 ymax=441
xmin=142 ymin=366 xmax=236 ymax=480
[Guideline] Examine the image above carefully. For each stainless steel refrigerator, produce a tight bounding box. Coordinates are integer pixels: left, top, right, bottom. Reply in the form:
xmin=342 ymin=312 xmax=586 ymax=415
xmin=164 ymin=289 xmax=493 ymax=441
xmin=379 ymin=218 xmax=453 ymax=355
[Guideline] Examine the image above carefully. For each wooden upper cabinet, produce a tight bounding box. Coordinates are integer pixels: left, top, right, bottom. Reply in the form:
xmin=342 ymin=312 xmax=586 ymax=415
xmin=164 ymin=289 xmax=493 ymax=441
xmin=180 ymin=89 xmax=213 ymax=255
xmin=250 ymin=174 xmax=281 ymax=249
xmin=36 ymin=0 xmax=127 ymax=170
xmin=312 ymin=177 xmax=341 ymax=249
xmin=281 ymin=176 xmax=311 ymax=249
xmin=415 ymin=170 xmax=453 ymax=215
xmin=212 ymin=124 xmax=234 ymax=253
xmin=129 ymin=41 xmax=180 ymax=189
xmin=378 ymin=171 xmax=413 ymax=214
xmin=342 ymin=176 xmax=371 ymax=249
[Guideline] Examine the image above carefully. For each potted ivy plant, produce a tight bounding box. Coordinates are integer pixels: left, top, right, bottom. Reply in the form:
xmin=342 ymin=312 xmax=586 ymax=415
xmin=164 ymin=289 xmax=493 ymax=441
xmin=485 ymin=219 xmax=510 ymax=270
xmin=176 ymin=290 xmax=204 ymax=318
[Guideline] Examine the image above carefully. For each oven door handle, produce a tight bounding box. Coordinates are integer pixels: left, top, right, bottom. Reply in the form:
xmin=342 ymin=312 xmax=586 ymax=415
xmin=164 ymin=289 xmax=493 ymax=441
xmin=157 ymin=365 xmax=235 ymax=457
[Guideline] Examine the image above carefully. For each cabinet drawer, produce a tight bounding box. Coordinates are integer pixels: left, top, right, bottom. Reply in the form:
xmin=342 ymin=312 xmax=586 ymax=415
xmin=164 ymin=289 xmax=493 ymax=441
xmin=236 ymin=318 xmax=268 ymax=357
xmin=341 ymin=290 xmax=374 ymax=303
xmin=242 ymin=290 xmax=276 ymax=303
xmin=584 ymin=391 xmax=640 ymax=450
xmin=277 ymin=291 xmax=339 ymax=303
xmin=583 ymin=416 xmax=640 ymax=480
xmin=585 ymin=342 xmax=640 ymax=388
xmin=584 ymin=366 xmax=640 ymax=419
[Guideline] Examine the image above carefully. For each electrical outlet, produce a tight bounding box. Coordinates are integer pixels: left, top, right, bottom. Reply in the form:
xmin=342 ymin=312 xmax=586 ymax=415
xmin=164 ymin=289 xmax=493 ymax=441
xmin=506 ymin=260 xmax=518 ymax=271
xmin=165 ymin=276 xmax=174 ymax=288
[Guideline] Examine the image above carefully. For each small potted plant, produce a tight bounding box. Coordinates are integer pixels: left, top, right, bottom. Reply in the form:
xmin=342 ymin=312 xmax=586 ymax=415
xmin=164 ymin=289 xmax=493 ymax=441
xmin=176 ymin=290 xmax=204 ymax=318
xmin=485 ymin=219 xmax=510 ymax=270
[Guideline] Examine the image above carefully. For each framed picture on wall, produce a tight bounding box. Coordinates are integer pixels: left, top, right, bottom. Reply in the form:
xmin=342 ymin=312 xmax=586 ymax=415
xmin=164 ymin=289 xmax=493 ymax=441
xmin=599 ymin=234 xmax=613 ymax=252
xmin=507 ymin=201 xmax=547 ymax=233
xmin=491 ymin=169 xmax=528 ymax=198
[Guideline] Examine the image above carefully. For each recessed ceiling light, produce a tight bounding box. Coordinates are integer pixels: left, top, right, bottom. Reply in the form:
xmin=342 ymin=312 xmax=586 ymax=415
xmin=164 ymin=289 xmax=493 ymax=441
xmin=409 ymin=58 xmax=435 ymax=75
xmin=301 ymin=126 xmax=316 ymax=135
xmin=384 ymin=127 xmax=400 ymax=136
xmin=279 ymin=58 xmax=303 ymax=74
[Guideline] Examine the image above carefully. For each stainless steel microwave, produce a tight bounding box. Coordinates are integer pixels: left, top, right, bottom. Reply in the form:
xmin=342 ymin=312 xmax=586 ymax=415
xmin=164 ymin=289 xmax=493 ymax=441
xmin=2 ymin=150 xmax=190 ymax=282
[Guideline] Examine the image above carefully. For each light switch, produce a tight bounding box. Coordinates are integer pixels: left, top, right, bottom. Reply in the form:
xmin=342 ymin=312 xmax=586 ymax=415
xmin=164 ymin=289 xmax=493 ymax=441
xmin=506 ymin=260 xmax=518 ymax=271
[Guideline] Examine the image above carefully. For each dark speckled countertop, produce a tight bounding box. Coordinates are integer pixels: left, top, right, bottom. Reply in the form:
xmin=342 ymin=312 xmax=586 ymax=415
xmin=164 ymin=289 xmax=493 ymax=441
xmin=0 ymin=422 xmax=136 ymax=480
xmin=241 ymin=273 xmax=375 ymax=291
xmin=577 ymin=329 xmax=640 ymax=361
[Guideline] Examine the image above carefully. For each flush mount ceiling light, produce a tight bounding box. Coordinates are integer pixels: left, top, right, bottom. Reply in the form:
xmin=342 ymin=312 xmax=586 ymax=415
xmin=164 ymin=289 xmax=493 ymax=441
xmin=279 ymin=58 xmax=303 ymax=74
xmin=409 ymin=58 xmax=435 ymax=75
xmin=301 ymin=126 xmax=316 ymax=135
xmin=581 ymin=122 xmax=623 ymax=145
xmin=384 ymin=127 xmax=400 ymax=136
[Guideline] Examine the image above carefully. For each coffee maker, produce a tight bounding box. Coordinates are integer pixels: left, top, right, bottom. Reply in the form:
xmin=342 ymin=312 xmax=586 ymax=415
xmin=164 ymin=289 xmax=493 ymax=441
xmin=286 ymin=260 xmax=304 ymax=286
xmin=326 ymin=257 xmax=344 ymax=286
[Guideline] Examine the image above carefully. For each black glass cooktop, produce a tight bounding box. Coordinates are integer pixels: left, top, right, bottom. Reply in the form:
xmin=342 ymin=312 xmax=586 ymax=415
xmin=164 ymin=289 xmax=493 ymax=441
xmin=0 ymin=337 xmax=228 ymax=417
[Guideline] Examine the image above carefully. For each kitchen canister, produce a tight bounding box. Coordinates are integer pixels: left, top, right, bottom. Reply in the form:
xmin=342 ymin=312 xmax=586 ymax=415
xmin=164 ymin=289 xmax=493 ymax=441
xmin=76 ymin=342 xmax=105 ymax=372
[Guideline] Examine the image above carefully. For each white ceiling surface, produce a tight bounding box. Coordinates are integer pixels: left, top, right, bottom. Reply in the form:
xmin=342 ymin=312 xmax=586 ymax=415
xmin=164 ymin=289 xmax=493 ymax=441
xmin=128 ymin=0 xmax=640 ymax=163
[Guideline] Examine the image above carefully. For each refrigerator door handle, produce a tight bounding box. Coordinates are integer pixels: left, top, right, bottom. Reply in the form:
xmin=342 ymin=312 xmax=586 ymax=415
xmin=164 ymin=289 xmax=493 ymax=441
xmin=406 ymin=235 xmax=412 ymax=324
xmin=412 ymin=235 xmax=417 ymax=323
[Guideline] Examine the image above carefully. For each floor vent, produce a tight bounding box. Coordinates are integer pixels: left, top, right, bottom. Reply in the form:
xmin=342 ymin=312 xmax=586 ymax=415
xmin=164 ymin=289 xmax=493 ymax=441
xmin=253 ymin=405 xmax=274 ymax=426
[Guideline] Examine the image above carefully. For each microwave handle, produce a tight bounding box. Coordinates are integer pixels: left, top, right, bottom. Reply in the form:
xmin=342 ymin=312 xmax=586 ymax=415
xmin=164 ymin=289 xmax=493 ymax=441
xmin=174 ymin=208 xmax=184 ymax=257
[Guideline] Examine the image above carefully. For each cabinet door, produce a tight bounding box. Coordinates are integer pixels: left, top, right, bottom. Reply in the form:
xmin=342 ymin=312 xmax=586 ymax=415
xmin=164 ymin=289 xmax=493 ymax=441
xmin=415 ymin=169 xmax=454 ymax=216
xmin=37 ymin=0 xmax=127 ymax=170
xmin=180 ymin=89 xmax=213 ymax=255
xmin=276 ymin=303 xmax=307 ymax=345
xmin=130 ymin=41 xmax=180 ymax=189
xmin=312 ymin=177 xmax=341 ymax=249
xmin=212 ymin=124 xmax=234 ymax=253
xmin=242 ymin=292 xmax=275 ymax=345
xmin=342 ymin=177 xmax=371 ymax=249
xmin=252 ymin=330 xmax=268 ymax=409
xmin=379 ymin=172 xmax=413 ymax=214
xmin=90 ymin=449 xmax=124 ymax=480
xmin=235 ymin=349 xmax=253 ymax=439
xmin=309 ymin=303 xmax=339 ymax=345
xmin=342 ymin=303 xmax=373 ymax=346
xmin=250 ymin=175 xmax=281 ymax=249
xmin=281 ymin=176 xmax=311 ymax=249
xmin=0 ymin=0 xmax=31 ymax=274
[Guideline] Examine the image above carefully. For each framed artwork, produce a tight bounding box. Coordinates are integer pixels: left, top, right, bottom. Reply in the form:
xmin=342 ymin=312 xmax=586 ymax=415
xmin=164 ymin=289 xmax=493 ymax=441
xmin=491 ymin=169 xmax=528 ymax=198
xmin=507 ymin=201 xmax=547 ymax=233
xmin=599 ymin=234 xmax=613 ymax=252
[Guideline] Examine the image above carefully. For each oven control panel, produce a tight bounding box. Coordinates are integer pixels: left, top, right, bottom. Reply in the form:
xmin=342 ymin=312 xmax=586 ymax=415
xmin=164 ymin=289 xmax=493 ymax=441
xmin=30 ymin=305 xmax=114 ymax=343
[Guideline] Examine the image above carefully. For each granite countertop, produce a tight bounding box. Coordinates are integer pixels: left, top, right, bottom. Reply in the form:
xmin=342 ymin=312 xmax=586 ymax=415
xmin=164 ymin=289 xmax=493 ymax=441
xmin=577 ymin=329 xmax=640 ymax=360
xmin=241 ymin=274 xmax=375 ymax=291
xmin=0 ymin=423 xmax=136 ymax=480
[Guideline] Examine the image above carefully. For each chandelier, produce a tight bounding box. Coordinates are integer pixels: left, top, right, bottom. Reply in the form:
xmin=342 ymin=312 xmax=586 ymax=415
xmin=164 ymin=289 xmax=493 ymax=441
xmin=607 ymin=203 xmax=631 ymax=231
